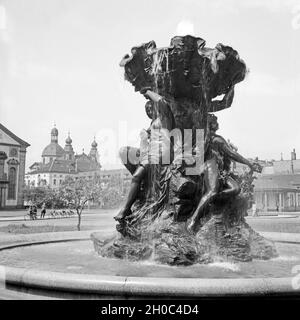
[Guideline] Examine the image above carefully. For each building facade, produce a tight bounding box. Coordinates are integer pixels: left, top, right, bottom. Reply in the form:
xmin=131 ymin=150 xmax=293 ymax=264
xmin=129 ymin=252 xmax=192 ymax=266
xmin=254 ymin=174 xmax=300 ymax=212
xmin=0 ymin=123 xmax=30 ymax=209
xmin=99 ymin=168 xmax=131 ymax=194
xmin=253 ymin=149 xmax=300 ymax=212
xmin=25 ymin=126 xmax=101 ymax=189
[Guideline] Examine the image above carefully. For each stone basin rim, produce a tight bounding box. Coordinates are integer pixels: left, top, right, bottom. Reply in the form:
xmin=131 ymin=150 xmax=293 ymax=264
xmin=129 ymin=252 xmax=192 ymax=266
xmin=1 ymin=231 xmax=300 ymax=297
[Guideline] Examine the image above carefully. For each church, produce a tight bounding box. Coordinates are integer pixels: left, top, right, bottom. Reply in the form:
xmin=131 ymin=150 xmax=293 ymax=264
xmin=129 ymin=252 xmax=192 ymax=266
xmin=25 ymin=125 xmax=101 ymax=189
xmin=0 ymin=123 xmax=30 ymax=209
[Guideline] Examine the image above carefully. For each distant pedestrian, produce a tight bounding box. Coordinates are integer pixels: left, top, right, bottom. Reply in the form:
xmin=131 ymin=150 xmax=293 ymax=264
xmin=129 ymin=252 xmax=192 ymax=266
xmin=40 ymin=203 xmax=46 ymax=219
xmin=29 ymin=206 xmax=34 ymax=219
xmin=32 ymin=205 xmax=38 ymax=219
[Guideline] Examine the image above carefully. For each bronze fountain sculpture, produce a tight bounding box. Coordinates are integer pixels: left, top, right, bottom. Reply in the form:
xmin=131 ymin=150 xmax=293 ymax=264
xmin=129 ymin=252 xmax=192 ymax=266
xmin=92 ymin=35 xmax=277 ymax=265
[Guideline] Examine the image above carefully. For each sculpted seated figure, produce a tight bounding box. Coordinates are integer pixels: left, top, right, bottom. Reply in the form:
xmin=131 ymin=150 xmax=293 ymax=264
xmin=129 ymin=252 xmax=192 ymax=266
xmin=187 ymin=113 xmax=262 ymax=233
xmin=114 ymin=88 xmax=175 ymax=222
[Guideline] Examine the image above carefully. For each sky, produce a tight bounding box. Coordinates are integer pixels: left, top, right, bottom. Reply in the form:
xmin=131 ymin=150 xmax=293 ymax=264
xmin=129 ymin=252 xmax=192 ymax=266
xmin=0 ymin=0 xmax=299 ymax=170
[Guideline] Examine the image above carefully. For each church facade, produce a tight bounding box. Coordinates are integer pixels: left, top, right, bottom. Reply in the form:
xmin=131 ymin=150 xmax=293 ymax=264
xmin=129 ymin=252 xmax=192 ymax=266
xmin=25 ymin=126 xmax=101 ymax=189
xmin=0 ymin=123 xmax=30 ymax=209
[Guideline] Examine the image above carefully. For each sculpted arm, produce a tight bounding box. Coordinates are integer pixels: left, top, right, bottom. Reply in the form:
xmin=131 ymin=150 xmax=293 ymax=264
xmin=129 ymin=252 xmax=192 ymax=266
xmin=142 ymin=89 xmax=162 ymax=103
xmin=215 ymin=136 xmax=253 ymax=168
xmin=209 ymin=87 xmax=235 ymax=113
xmin=142 ymin=89 xmax=173 ymax=129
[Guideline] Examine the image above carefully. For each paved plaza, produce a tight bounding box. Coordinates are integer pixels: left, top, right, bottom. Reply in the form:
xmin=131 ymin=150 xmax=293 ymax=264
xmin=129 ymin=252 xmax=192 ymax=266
xmin=0 ymin=209 xmax=299 ymax=237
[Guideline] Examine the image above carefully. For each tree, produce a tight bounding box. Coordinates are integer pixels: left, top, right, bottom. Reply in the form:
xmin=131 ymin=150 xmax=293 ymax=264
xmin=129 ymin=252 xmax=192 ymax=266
xmin=58 ymin=176 xmax=101 ymax=230
xmin=100 ymin=186 xmax=124 ymax=209
xmin=23 ymin=186 xmax=64 ymax=208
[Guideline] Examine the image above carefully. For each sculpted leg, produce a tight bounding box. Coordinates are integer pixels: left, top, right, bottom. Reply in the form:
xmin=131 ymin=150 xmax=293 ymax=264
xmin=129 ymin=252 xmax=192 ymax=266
xmin=114 ymin=165 xmax=147 ymax=221
xmin=119 ymin=146 xmax=140 ymax=175
xmin=218 ymin=176 xmax=241 ymax=199
xmin=187 ymin=160 xmax=220 ymax=233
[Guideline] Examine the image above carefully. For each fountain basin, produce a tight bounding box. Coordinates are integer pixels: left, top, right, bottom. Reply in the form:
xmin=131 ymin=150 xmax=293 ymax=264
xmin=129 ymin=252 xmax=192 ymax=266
xmin=0 ymin=232 xmax=300 ymax=299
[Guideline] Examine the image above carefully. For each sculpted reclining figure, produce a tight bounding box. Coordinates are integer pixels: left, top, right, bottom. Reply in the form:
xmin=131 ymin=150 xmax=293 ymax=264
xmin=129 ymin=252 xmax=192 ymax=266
xmin=187 ymin=113 xmax=262 ymax=233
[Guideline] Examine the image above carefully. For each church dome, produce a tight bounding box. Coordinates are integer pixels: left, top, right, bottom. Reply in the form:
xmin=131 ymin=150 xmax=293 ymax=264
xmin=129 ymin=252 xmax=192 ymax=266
xmin=65 ymin=135 xmax=72 ymax=145
xmin=42 ymin=143 xmax=65 ymax=157
xmin=91 ymin=140 xmax=98 ymax=148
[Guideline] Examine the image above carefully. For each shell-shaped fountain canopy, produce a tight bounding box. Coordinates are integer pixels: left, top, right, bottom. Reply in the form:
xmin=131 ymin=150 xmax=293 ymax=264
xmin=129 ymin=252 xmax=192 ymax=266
xmin=120 ymin=35 xmax=247 ymax=104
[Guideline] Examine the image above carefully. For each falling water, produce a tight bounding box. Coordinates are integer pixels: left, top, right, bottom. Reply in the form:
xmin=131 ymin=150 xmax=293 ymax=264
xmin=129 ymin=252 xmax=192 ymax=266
xmin=151 ymin=48 xmax=170 ymax=93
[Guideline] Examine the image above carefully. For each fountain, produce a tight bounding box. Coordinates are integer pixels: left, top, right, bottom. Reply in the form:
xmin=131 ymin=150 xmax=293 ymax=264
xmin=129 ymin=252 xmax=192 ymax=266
xmin=1 ymin=35 xmax=300 ymax=299
xmin=91 ymin=35 xmax=277 ymax=265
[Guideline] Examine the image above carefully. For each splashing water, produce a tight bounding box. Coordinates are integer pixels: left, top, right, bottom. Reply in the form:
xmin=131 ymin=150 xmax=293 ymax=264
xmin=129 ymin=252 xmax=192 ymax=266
xmin=271 ymin=255 xmax=300 ymax=262
xmin=208 ymin=261 xmax=241 ymax=272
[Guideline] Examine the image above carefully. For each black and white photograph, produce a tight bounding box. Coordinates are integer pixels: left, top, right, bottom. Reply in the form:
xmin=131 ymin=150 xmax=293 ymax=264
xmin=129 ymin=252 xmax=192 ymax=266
xmin=0 ymin=0 xmax=300 ymax=313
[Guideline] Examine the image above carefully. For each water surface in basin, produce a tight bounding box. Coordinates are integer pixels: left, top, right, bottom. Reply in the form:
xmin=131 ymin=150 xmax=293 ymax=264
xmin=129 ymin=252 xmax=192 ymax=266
xmin=0 ymin=240 xmax=299 ymax=279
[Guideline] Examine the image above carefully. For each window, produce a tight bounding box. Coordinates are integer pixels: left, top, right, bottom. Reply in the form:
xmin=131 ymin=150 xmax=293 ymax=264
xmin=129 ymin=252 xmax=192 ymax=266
xmin=262 ymin=193 xmax=269 ymax=207
xmin=53 ymin=179 xmax=56 ymax=185
xmin=8 ymin=167 xmax=16 ymax=199
xmin=0 ymin=159 xmax=4 ymax=178
xmin=290 ymin=193 xmax=295 ymax=207
xmin=59 ymin=180 xmax=62 ymax=184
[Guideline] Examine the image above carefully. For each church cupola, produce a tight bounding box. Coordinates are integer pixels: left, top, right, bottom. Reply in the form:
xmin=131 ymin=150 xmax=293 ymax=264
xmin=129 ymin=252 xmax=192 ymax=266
xmin=42 ymin=124 xmax=65 ymax=164
xmin=89 ymin=137 xmax=99 ymax=162
xmin=51 ymin=124 xmax=58 ymax=143
xmin=64 ymin=131 xmax=75 ymax=161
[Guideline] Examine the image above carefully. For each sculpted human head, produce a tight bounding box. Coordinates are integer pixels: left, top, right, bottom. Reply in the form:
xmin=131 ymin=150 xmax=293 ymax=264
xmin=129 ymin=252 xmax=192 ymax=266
xmin=145 ymin=101 xmax=154 ymax=119
xmin=207 ymin=113 xmax=219 ymax=132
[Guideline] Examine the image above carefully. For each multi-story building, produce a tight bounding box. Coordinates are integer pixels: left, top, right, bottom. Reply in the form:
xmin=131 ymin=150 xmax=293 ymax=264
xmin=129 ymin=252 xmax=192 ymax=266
xmin=0 ymin=123 xmax=30 ymax=209
xmin=25 ymin=126 xmax=101 ymax=188
xmin=253 ymin=149 xmax=300 ymax=212
xmin=99 ymin=168 xmax=131 ymax=194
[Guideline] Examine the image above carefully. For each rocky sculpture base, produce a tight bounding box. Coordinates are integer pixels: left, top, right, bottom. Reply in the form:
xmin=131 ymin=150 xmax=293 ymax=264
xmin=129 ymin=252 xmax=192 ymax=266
xmin=91 ymin=196 xmax=277 ymax=266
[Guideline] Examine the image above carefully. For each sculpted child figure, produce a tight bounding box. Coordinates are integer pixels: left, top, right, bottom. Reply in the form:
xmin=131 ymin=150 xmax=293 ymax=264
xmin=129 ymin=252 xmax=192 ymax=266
xmin=114 ymin=88 xmax=174 ymax=222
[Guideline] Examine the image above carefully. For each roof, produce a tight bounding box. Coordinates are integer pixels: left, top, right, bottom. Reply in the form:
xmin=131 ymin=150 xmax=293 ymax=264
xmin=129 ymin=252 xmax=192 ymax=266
xmin=0 ymin=123 xmax=30 ymax=147
xmin=28 ymin=156 xmax=100 ymax=174
xmin=29 ymin=162 xmax=42 ymax=169
xmin=28 ymin=159 xmax=75 ymax=174
xmin=254 ymin=174 xmax=300 ymax=191
xmin=272 ymin=159 xmax=300 ymax=174
xmin=76 ymin=156 xmax=101 ymax=172
xmin=42 ymin=142 xmax=65 ymax=157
